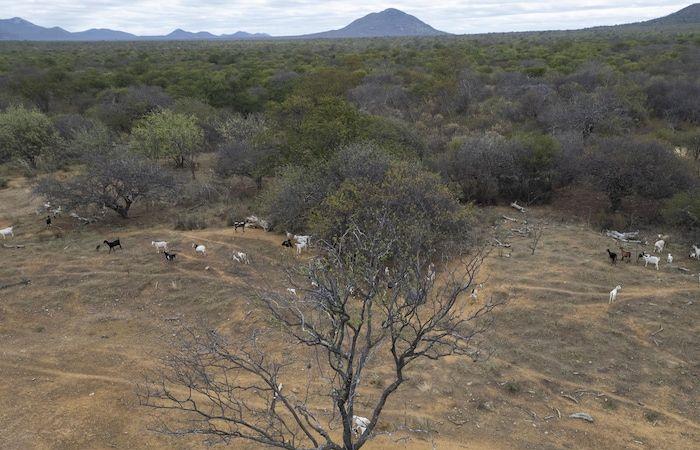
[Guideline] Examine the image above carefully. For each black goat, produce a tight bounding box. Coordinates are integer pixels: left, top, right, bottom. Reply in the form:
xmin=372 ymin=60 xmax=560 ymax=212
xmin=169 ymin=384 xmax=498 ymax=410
xmin=606 ymin=249 xmax=617 ymax=265
xmin=46 ymin=216 xmax=52 ymax=227
xmin=163 ymin=251 xmax=177 ymax=262
xmin=232 ymin=220 xmax=247 ymax=232
xmin=103 ymin=238 xmax=122 ymax=253
xmin=281 ymin=239 xmax=293 ymax=248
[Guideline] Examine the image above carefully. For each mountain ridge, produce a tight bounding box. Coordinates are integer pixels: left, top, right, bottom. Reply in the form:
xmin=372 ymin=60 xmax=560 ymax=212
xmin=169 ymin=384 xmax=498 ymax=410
xmin=1 ymin=4 xmax=698 ymax=41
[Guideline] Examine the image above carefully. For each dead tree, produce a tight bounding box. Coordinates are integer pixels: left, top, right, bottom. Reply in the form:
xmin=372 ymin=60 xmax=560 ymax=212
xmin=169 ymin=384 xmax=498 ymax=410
xmin=529 ymin=224 xmax=545 ymax=255
xmin=139 ymin=227 xmax=503 ymax=450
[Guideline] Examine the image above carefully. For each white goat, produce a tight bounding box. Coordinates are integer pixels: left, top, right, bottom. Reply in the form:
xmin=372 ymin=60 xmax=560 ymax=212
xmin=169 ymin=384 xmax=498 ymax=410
xmin=667 ymin=253 xmax=673 ymax=264
xmin=192 ymin=243 xmax=207 ymax=256
xmin=295 ymin=240 xmax=308 ymax=255
xmin=690 ymin=245 xmax=700 ymax=259
xmin=295 ymin=235 xmax=311 ymax=246
xmin=427 ymin=262 xmax=436 ymax=283
xmin=351 ymin=415 xmax=371 ymax=437
xmin=0 ymin=226 xmax=13 ymax=239
xmin=608 ymin=285 xmax=622 ymax=304
xmin=231 ymin=251 xmax=250 ymax=264
xmin=642 ymin=253 xmax=660 ymax=270
xmin=654 ymin=240 xmax=665 ymax=253
xmin=470 ymin=283 xmax=484 ymax=301
xmin=286 ymin=288 xmax=297 ymax=296
xmin=151 ymin=241 xmax=168 ymax=253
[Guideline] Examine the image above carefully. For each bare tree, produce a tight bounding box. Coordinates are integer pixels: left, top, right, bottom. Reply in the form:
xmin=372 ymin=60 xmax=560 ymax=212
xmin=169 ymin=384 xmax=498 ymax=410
xmin=529 ymin=224 xmax=545 ymax=255
xmin=35 ymin=150 xmax=176 ymax=218
xmin=139 ymin=227 xmax=503 ymax=449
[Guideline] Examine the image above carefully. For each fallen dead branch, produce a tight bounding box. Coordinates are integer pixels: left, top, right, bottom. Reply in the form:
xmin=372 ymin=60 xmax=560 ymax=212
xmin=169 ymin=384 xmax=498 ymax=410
xmin=510 ymin=201 xmax=526 ymax=213
xmin=2 ymin=243 xmax=25 ymax=249
xmin=605 ymin=230 xmax=642 ymax=243
xmin=0 ymin=279 xmax=31 ymax=290
xmin=569 ymin=412 xmax=594 ymax=423
xmin=502 ymin=215 xmax=518 ymax=222
xmin=561 ymin=393 xmax=579 ymax=404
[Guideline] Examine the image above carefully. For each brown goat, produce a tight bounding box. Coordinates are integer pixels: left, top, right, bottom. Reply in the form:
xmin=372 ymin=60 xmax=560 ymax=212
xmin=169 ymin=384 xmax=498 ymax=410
xmin=619 ymin=247 xmax=632 ymax=263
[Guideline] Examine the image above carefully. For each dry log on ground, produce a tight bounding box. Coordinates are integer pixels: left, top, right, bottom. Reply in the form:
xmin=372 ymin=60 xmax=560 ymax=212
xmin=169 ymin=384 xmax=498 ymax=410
xmin=605 ymin=230 xmax=642 ymax=243
xmin=2 ymin=243 xmax=25 ymax=249
xmin=245 ymin=215 xmax=270 ymax=231
xmin=569 ymin=412 xmax=594 ymax=423
xmin=510 ymin=201 xmax=526 ymax=213
xmin=0 ymin=279 xmax=31 ymax=290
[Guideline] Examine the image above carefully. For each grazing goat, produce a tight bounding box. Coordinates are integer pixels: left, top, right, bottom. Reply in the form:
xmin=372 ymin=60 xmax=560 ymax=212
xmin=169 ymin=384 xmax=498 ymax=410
xmin=192 ymin=243 xmax=207 ymax=256
xmin=470 ymin=287 xmax=479 ymax=301
xmin=295 ymin=241 xmax=307 ymax=255
xmin=690 ymin=245 xmax=700 ymax=260
xmin=103 ymin=238 xmax=122 ymax=253
xmin=286 ymin=288 xmax=297 ymax=296
xmin=295 ymin=235 xmax=311 ymax=246
xmin=281 ymin=239 xmax=293 ymax=248
xmin=351 ymin=415 xmax=371 ymax=437
xmin=667 ymin=253 xmax=673 ymax=264
xmin=654 ymin=239 xmax=665 ymax=253
xmin=619 ymin=247 xmax=631 ymax=263
xmin=609 ymin=285 xmax=622 ymax=304
xmin=231 ymin=251 xmax=250 ymax=264
xmin=427 ymin=262 xmax=436 ymax=283
xmin=163 ymin=251 xmax=177 ymax=262
xmin=0 ymin=226 xmax=14 ymax=239
xmin=232 ymin=220 xmax=247 ymax=232
xmin=606 ymin=249 xmax=617 ymax=265
xmin=641 ymin=253 xmax=660 ymax=270
xmin=151 ymin=241 xmax=168 ymax=253
xmin=470 ymin=283 xmax=485 ymax=301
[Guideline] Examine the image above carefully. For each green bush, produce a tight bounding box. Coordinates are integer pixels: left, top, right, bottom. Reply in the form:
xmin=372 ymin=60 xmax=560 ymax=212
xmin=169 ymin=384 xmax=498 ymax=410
xmin=0 ymin=176 xmax=8 ymax=189
xmin=662 ymin=190 xmax=700 ymax=231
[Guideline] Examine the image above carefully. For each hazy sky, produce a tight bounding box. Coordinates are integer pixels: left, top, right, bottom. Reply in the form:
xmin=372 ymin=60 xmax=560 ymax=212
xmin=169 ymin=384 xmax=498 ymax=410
xmin=0 ymin=1 xmax=692 ymax=35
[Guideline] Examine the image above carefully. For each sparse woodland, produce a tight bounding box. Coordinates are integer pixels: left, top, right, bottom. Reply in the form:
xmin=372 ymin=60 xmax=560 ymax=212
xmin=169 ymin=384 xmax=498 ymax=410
xmin=1 ymin=24 xmax=699 ymax=450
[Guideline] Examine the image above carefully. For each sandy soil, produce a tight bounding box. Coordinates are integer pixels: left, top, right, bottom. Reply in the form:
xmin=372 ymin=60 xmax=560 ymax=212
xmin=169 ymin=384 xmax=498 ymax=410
xmin=0 ymin=181 xmax=698 ymax=449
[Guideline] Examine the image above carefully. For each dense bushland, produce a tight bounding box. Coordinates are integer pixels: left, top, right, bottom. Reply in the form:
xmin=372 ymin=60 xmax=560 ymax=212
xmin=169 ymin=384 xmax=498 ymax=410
xmin=0 ymin=27 xmax=696 ymax=232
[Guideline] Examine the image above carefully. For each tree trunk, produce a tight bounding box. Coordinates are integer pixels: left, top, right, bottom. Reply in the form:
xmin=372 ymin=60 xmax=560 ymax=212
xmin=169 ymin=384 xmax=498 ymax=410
xmin=190 ymin=156 xmax=197 ymax=180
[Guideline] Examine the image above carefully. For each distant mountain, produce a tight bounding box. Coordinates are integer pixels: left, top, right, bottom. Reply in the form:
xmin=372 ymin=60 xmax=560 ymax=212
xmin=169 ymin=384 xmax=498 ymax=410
xmin=638 ymin=3 xmax=700 ymax=26
xmin=72 ymin=28 xmax=137 ymax=41
xmin=302 ymin=8 xmax=448 ymax=38
xmin=0 ymin=17 xmax=72 ymax=40
xmin=222 ymin=31 xmax=271 ymax=39
xmin=0 ymin=17 xmax=268 ymax=41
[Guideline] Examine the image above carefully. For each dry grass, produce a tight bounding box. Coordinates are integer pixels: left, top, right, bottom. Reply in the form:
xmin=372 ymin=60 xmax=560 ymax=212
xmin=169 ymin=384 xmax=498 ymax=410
xmin=0 ymin=180 xmax=698 ymax=449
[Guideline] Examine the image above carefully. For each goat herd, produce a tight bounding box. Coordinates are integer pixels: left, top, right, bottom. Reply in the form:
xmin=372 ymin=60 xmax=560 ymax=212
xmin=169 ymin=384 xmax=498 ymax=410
xmin=606 ymin=234 xmax=700 ymax=304
xmin=88 ymin=220 xmax=312 ymax=267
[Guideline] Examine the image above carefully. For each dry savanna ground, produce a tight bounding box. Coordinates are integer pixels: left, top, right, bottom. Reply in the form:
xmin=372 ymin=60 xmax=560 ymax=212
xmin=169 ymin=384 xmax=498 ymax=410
xmin=0 ymin=176 xmax=698 ymax=450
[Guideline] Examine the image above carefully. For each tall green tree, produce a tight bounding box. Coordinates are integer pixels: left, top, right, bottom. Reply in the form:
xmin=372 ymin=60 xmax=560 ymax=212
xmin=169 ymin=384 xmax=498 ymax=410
xmin=130 ymin=109 xmax=204 ymax=178
xmin=0 ymin=105 xmax=59 ymax=168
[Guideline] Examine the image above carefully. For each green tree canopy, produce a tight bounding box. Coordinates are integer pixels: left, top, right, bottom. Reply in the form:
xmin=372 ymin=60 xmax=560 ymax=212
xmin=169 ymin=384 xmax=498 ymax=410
xmin=0 ymin=105 xmax=59 ymax=167
xmin=130 ymin=109 xmax=204 ymax=177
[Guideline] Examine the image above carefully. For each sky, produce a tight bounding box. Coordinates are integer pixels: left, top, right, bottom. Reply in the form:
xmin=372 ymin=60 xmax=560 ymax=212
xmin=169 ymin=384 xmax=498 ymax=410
xmin=0 ymin=1 xmax=693 ymax=36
